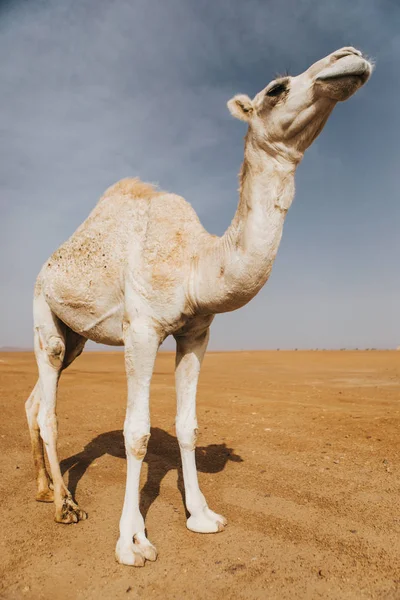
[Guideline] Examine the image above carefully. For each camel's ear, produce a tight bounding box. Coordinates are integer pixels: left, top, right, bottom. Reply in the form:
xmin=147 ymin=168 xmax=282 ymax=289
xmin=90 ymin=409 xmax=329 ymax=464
xmin=227 ymin=94 xmax=254 ymax=122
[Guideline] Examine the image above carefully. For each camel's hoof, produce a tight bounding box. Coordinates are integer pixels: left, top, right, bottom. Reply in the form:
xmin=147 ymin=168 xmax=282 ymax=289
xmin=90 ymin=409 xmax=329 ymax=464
xmin=36 ymin=488 xmax=54 ymax=503
xmin=134 ymin=533 xmax=158 ymax=562
xmin=55 ymin=497 xmax=87 ymax=524
xmin=187 ymin=508 xmax=227 ymax=533
xmin=115 ymin=539 xmax=146 ymax=567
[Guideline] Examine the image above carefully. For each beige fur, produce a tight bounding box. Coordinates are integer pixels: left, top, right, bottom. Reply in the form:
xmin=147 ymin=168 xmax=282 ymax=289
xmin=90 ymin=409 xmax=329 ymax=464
xmin=101 ymin=177 xmax=162 ymax=200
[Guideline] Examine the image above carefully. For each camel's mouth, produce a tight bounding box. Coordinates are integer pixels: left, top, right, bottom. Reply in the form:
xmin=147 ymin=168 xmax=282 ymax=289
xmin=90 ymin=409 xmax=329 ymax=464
xmin=316 ymin=55 xmax=373 ymax=86
xmin=314 ymin=53 xmax=373 ymax=102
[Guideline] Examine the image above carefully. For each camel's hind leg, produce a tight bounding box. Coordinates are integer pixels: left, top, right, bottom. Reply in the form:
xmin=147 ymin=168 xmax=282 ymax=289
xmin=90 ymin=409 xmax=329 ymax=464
xmin=26 ymin=329 xmax=86 ymax=504
xmin=25 ymin=382 xmax=54 ymax=502
xmin=31 ymin=293 xmax=87 ymax=523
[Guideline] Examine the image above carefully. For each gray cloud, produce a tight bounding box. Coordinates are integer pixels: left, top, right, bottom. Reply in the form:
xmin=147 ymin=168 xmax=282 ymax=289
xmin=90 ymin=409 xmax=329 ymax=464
xmin=0 ymin=0 xmax=399 ymax=349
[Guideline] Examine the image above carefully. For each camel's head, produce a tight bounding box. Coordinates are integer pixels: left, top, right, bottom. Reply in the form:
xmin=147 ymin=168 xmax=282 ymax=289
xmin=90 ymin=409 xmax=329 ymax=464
xmin=228 ymin=47 xmax=373 ymax=160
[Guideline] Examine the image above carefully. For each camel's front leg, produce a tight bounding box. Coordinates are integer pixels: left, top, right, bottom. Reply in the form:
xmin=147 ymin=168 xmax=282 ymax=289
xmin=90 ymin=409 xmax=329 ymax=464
xmin=115 ymin=321 xmax=159 ymax=567
xmin=175 ymin=330 xmax=227 ymax=533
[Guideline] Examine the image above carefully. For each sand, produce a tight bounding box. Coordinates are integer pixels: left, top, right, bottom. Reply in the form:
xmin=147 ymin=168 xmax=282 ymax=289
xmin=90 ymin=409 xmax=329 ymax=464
xmin=0 ymin=350 xmax=399 ymax=599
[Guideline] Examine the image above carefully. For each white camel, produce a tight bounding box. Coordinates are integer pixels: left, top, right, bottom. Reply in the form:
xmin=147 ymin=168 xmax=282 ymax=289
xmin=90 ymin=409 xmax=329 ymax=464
xmin=25 ymin=48 xmax=372 ymax=566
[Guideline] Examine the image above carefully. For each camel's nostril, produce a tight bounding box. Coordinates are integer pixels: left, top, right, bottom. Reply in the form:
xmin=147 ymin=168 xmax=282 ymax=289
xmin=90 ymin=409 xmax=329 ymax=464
xmin=334 ymin=47 xmax=363 ymax=60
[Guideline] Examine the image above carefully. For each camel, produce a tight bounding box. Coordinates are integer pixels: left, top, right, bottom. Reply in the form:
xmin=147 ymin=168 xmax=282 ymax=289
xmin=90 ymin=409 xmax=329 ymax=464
xmin=25 ymin=47 xmax=373 ymax=566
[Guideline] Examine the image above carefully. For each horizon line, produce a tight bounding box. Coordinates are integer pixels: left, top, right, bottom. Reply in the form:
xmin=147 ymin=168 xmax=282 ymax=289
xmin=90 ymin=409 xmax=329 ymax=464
xmin=0 ymin=347 xmax=398 ymax=353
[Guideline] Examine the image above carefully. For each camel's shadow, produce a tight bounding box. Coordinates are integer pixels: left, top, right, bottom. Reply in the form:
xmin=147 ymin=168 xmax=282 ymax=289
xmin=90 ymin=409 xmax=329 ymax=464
xmin=60 ymin=428 xmax=243 ymax=519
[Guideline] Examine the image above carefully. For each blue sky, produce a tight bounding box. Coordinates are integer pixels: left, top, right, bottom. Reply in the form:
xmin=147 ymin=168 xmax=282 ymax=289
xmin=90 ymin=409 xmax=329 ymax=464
xmin=1 ymin=0 xmax=399 ymax=350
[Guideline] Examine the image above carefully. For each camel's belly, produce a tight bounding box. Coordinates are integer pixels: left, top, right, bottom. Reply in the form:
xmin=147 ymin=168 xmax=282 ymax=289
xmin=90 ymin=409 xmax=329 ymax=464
xmin=42 ymin=267 xmax=125 ymax=346
xmin=48 ymin=295 xmax=125 ymax=345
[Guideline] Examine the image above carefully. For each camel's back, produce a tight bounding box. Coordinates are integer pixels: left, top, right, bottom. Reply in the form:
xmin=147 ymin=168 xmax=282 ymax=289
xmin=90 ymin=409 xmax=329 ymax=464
xmin=38 ymin=178 xmax=209 ymax=343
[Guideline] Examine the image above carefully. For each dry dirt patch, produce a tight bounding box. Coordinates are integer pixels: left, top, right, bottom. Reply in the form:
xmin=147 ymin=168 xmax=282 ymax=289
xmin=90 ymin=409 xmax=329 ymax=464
xmin=0 ymin=351 xmax=399 ymax=599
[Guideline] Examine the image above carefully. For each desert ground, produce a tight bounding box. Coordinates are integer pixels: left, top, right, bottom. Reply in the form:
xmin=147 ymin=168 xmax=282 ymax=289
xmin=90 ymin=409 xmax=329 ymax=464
xmin=0 ymin=350 xmax=399 ymax=599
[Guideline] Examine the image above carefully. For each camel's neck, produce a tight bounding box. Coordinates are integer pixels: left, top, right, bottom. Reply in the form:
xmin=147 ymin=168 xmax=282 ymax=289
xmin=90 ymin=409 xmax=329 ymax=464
xmin=193 ymin=136 xmax=298 ymax=314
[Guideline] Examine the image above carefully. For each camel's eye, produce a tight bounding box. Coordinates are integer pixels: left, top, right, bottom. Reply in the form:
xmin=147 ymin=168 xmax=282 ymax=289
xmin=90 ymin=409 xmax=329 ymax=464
xmin=266 ymin=83 xmax=287 ymax=97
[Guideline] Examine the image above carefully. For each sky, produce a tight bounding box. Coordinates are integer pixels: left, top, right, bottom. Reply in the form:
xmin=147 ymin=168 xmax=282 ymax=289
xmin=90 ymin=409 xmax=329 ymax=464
xmin=0 ymin=0 xmax=399 ymax=350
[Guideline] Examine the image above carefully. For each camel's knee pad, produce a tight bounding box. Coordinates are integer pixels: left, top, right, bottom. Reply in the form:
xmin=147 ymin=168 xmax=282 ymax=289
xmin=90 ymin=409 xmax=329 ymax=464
xmin=36 ymin=328 xmax=65 ymax=369
xmin=176 ymin=425 xmax=198 ymax=451
xmin=46 ymin=336 xmax=65 ymax=368
xmin=124 ymin=430 xmax=150 ymax=460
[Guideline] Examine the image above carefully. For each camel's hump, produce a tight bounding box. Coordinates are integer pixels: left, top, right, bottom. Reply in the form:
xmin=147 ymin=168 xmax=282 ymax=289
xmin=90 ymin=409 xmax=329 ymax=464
xmin=101 ymin=178 xmax=163 ymax=202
